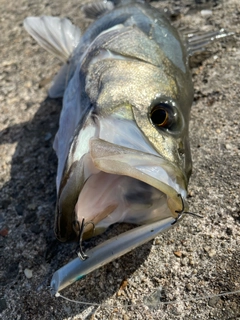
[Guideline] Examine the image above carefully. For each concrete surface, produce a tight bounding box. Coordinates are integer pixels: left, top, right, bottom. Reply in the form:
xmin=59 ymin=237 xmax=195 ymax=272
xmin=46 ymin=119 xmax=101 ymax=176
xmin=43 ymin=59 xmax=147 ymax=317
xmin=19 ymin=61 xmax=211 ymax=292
xmin=0 ymin=0 xmax=239 ymax=319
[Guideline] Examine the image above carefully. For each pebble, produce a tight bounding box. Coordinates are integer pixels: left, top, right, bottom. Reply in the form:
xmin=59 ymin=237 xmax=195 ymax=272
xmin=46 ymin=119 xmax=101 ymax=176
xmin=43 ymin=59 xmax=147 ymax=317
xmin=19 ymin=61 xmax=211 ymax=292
xmin=0 ymin=228 xmax=8 ymax=237
xmin=201 ymin=10 xmax=212 ymax=18
xmin=189 ymin=259 xmax=195 ymax=266
xmin=208 ymin=250 xmax=217 ymax=258
xmin=27 ymin=203 xmax=37 ymax=210
xmin=24 ymin=268 xmax=33 ymax=279
xmin=24 ymin=81 xmax=33 ymax=88
xmin=173 ymin=251 xmax=182 ymax=258
xmin=208 ymin=296 xmax=220 ymax=307
xmin=225 ymin=144 xmax=232 ymax=150
xmin=186 ymin=284 xmax=192 ymax=291
xmin=181 ymin=257 xmax=189 ymax=266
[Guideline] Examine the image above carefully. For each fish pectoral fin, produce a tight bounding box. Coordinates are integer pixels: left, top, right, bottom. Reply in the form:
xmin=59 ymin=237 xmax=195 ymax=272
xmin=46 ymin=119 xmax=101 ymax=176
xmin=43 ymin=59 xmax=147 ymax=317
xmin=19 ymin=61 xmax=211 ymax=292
xmin=24 ymin=16 xmax=81 ymax=62
xmin=48 ymin=63 xmax=70 ymax=98
xmin=81 ymin=1 xmax=114 ymax=20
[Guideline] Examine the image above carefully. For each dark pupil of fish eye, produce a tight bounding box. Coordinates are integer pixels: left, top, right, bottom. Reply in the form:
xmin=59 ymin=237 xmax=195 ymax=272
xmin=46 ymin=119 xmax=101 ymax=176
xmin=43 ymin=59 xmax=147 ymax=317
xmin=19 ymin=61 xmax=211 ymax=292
xmin=151 ymin=108 xmax=167 ymax=126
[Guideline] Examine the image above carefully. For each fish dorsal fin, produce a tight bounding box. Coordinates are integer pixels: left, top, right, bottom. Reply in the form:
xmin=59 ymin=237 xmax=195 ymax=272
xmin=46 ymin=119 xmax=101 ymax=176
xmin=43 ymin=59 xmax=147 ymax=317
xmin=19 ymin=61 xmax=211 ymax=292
xmin=82 ymin=1 xmax=114 ymax=19
xmin=183 ymin=28 xmax=234 ymax=56
xmin=24 ymin=16 xmax=81 ymax=62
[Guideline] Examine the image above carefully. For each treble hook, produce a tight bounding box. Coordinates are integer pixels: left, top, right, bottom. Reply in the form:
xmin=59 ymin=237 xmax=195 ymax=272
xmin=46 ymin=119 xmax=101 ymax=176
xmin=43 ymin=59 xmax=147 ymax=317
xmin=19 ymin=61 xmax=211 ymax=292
xmin=73 ymin=219 xmax=95 ymax=260
xmin=172 ymin=194 xmax=203 ymax=225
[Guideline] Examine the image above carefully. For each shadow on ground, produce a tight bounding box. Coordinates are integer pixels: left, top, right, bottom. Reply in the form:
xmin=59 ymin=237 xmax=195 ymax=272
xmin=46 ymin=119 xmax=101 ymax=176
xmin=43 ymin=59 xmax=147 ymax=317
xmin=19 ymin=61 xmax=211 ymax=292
xmin=0 ymin=97 xmax=152 ymax=319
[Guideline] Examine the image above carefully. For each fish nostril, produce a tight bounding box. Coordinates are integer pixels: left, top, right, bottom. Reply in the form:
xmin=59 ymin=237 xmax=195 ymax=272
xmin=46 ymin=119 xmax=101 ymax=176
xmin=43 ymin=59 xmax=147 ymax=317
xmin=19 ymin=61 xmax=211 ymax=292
xmin=178 ymin=148 xmax=185 ymax=157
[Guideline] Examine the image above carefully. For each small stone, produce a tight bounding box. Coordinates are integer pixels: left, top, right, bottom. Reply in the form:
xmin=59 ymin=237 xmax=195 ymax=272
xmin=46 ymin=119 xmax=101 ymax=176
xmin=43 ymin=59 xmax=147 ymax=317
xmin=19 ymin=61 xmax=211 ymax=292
xmin=225 ymin=144 xmax=231 ymax=150
xmin=173 ymin=251 xmax=182 ymax=258
xmin=188 ymin=190 xmax=194 ymax=197
xmin=27 ymin=203 xmax=37 ymax=210
xmin=189 ymin=259 xmax=195 ymax=266
xmin=24 ymin=268 xmax=33 ymax=279
xmin=113 ymin=261 xmax=119 ymax=268
xmin=208 ymin=296 xmax=220 ymax=307
xmin=186 ymin=284 xmax=192 ymax=291
xmin=24 ymin=81 xmax=33 ymax=88
xmin=208 ymin=250 xmax=216 ymax=258
xmin=201 ymin=10 xmax=212 ymax=18
xmin=181 ymin=257 xmax=189 ymax=266
xmin=0 ymin=228 xmax=8 ymax=237
xmin=119 ymin=279 xmax=128 ymax=290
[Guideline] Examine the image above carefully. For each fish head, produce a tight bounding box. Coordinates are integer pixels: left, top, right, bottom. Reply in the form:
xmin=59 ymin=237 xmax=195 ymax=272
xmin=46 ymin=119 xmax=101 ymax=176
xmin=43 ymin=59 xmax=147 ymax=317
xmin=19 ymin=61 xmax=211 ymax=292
xmin=55 ymin=26 xmax=194 ymax=242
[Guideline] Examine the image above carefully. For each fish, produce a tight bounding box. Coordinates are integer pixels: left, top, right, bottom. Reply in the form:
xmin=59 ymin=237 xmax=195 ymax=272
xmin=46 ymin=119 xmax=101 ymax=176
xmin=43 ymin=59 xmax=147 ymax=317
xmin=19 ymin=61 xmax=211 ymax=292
xmin=24 ymin=0 xmax=232 ymax=293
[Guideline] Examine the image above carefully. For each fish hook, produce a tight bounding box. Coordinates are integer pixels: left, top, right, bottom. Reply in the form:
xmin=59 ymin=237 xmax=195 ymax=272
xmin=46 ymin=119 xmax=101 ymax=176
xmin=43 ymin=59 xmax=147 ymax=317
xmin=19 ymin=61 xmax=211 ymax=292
xmin=172 ymin=194 xmax=203 ymax=225
xmin=73 ymin=219 xmax=95 ymax=260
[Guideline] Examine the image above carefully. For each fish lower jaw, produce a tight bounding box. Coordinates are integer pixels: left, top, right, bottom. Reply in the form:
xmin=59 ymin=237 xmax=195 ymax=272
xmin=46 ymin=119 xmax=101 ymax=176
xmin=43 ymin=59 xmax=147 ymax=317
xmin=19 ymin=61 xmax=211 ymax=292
xmin=74 ymin=150 xmax=187 ymax=239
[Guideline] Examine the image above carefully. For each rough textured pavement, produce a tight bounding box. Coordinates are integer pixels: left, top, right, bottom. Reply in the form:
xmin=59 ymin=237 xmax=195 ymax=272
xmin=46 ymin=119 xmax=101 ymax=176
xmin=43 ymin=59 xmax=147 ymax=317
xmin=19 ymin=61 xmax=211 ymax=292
xmin=0 ymin=0 xmax=239 ymax=319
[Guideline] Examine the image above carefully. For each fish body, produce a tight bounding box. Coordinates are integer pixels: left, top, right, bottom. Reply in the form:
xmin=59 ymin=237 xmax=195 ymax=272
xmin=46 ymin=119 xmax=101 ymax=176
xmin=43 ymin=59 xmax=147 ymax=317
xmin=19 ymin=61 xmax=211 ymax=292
xmin=24 ymin=0 xmax=194 ymax=242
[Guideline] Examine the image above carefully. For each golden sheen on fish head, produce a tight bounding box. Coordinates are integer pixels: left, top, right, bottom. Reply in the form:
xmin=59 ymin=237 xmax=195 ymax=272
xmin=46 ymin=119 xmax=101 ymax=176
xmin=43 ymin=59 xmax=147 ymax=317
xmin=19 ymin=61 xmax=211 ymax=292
xmin=84 ymin=13 xmax=193 ymax=175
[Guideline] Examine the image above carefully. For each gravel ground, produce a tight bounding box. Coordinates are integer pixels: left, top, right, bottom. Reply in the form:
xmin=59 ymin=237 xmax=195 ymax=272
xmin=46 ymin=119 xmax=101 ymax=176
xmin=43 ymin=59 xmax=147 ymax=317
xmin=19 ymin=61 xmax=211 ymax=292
xmin=0 ymin=0 xmax=239 ymax=319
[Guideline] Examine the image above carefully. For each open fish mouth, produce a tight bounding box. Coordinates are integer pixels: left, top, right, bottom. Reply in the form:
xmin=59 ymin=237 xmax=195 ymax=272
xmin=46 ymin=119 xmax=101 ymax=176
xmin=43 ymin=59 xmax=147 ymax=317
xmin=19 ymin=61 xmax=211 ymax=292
xmin=56 ymin=115 xmax=188 ymax=242
xmin=52 ymin=115 xmax=189 ymax=294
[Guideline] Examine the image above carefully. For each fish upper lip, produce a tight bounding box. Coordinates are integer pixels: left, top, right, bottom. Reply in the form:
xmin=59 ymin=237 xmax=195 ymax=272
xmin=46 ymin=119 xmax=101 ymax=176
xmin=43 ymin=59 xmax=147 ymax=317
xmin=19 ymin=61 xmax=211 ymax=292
xmin=87 ymin=137 xmax=188 ymax=220
xmin=90 ymin=137 xmax=187 ymax=198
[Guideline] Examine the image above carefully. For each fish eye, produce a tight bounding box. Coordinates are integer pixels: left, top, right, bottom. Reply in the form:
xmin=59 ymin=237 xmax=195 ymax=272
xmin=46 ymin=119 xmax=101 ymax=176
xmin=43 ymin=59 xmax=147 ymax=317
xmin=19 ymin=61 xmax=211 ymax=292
xmin=150 ymin=103 xmax=173 ymax=128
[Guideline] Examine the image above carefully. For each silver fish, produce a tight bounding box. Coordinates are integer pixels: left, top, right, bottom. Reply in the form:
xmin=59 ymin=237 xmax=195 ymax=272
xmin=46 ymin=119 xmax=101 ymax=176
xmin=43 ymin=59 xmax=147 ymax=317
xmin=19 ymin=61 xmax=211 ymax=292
xmin=24 ymin=0 xmax=231 ymax=293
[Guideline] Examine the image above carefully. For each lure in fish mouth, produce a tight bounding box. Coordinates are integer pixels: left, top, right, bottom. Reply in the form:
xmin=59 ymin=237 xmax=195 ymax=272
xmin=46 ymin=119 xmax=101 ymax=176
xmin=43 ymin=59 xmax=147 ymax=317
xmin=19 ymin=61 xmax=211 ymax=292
xmin=24 ymin=0 xmax=194 ymax=243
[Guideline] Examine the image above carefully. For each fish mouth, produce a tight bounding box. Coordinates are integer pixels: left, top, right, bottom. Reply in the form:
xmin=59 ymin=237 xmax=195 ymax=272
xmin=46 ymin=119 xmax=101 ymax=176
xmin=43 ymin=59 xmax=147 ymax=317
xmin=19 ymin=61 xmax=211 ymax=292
xmin=56 ymin=116 xmax=188 ymax=241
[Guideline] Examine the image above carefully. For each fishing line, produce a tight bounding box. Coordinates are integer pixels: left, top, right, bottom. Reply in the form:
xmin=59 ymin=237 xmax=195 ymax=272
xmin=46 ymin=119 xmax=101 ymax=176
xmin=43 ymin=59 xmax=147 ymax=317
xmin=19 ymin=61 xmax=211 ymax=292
xmin=54 ymin=289 xmax=240 ymax=309
xmin=172 ymin=194 xmax=203 ymax=225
